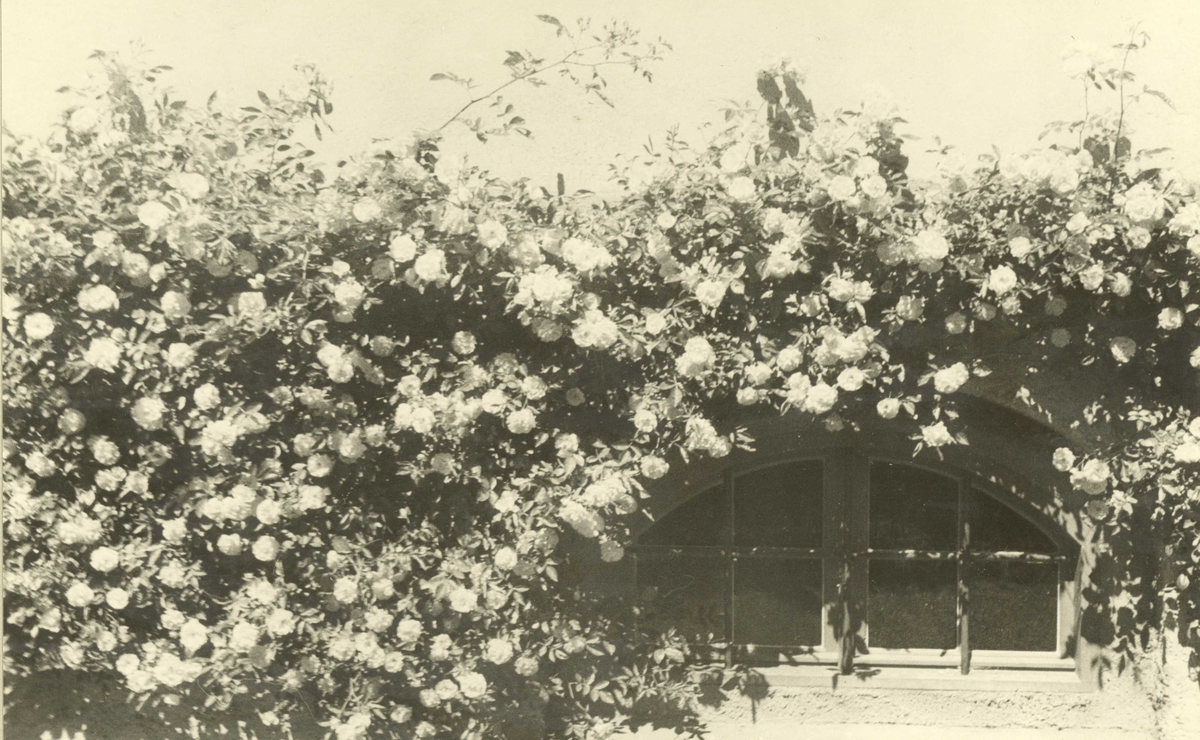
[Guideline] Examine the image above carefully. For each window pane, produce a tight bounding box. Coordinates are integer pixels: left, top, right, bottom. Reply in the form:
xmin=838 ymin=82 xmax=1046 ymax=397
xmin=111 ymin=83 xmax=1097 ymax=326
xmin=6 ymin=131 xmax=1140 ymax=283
xmin=972 ymin=562 xmax=1058 ymax=651
xmin=868 ymin=560 xmax=957 ymax=649
xmin=637 ymin=553 xmax=725 ymax=643
xmin=968 ymin=491 xmax=1057 ymax=554
xmin=870 ymin=462 xmax=958 ymax=550
xmin=734 ymin=461 xmax=823 ymax=548
xmin=733 ymin=558 xmax=822 ymax=647
xmin=639 ymin=485 xmax=726 ymax=547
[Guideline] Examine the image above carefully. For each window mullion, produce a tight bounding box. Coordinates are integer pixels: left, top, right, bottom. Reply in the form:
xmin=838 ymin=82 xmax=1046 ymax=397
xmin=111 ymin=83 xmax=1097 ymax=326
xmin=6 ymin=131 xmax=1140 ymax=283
xmin=958 ymin=480 xmax=971 ymax=675
xmin=821 ymin=451 xmax=840 ymax=655
xmin=723 ymin=467 xmax=735 ymax=669
xmin=841 ymin=448 xmax=870 ymax=675
xmin=839 ymin=449 xmax=855 ymax=675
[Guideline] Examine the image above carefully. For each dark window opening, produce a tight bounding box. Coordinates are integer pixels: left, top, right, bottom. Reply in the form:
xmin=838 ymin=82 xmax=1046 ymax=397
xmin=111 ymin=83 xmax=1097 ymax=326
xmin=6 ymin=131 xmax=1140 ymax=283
xmin=634 ymin=454 xmax=1074 ymax=672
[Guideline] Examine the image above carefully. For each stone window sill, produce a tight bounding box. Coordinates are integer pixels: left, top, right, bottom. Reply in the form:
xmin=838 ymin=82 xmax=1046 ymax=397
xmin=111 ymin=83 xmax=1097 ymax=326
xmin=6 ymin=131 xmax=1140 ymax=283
xmin=748 ymin=663 xmax=1089 ymax=693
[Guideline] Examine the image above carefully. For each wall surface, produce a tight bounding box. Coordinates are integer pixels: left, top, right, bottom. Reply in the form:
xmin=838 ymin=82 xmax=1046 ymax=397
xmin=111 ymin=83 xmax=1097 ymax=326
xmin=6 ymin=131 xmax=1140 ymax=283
xmin=616 ymin=654 xmax=1173 ymax=739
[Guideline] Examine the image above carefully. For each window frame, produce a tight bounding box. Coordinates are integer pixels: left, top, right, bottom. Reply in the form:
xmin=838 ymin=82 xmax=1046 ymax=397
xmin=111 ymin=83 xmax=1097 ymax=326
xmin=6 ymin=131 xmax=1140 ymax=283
xmin=632 ymin=446 xmax=1082 ymax=675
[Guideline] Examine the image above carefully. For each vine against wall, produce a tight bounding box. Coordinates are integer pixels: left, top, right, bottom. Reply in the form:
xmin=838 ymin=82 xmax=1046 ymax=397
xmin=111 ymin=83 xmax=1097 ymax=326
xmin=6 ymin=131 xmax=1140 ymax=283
xmin=3 ymin=23 xmax=1199 ymax=740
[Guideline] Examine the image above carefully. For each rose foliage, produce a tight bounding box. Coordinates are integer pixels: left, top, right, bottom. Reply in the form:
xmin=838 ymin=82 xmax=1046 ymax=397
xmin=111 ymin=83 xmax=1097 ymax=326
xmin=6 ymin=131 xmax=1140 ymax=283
xmin=4 ymin=36 xmax=1200 ymax=740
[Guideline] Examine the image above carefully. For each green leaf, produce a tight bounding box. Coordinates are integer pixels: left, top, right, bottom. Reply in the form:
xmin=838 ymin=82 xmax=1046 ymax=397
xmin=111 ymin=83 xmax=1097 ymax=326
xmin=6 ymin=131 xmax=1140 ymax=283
xmin=1142 ymin=87 xmax=1175 ymax=109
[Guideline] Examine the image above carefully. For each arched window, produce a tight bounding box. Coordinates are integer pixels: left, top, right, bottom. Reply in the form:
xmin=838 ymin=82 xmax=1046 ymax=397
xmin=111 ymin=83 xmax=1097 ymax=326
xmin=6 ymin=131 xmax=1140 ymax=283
xmin=634 ymin=450 xmax=1079 ymax=673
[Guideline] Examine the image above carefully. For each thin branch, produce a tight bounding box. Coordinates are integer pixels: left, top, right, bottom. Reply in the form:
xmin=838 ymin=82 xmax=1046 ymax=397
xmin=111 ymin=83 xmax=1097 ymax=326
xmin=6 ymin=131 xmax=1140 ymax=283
xmin=1114 ymin=24 xmax=1141 ymax=154
xmin=434 ymin=43 xmax=606 ymax=133
xmin=561 ymin=60 xmax=643 ymax=70
xmin=1080 ymin=82 xmax=1089 ymax=150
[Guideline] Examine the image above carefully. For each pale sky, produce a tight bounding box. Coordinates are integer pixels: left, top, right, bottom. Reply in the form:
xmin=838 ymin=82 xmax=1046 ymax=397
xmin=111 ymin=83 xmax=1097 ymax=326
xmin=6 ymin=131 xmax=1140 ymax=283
xmin=3 ymin=0 xmax=1199 ymax=193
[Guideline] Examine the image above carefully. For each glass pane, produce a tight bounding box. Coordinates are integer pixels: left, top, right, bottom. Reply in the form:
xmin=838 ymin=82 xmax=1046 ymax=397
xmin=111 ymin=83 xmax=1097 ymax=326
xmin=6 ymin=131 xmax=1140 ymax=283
xmin=870 ymin=462 xmax=958 ymax=550
xmin=637 ymin=553 xmax=725 ymax=643
xmin=639 ymin=485 xmax=726 ymax=547
xmin=734 ymin=461 xmax=823 ymax=548
xmin=972 ymin=562 xmax=1058 ymax=651
xmin=968 ymin=491 xmax=1057 ymax=554
xmin=733 ymin=558 xmax=822 ymax=646
xmin=868 ymin=560 xmax=957 ymax=649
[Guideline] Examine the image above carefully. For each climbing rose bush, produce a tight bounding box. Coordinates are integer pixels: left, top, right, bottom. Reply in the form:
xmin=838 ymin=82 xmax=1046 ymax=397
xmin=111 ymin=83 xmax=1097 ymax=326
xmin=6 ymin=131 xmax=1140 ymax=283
xmin=4 ymin=46 xmax=1200 ymax=738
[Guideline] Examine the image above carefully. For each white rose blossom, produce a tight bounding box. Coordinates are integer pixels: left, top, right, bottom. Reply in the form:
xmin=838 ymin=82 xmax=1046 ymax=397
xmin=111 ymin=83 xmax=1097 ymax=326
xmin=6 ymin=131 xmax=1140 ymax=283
xmin=131 ymin=397 xmax=167 ymax=430
xmin=89 ymin=547 xmax=120 ymax=573
xmin=1052 ymin=448 xmax=1076 ymax=472
xmin=25 ymin=452 xmax=56 ymax=477
xmin=1070 ymin=459 xmax=1111 ymax=495
xmin=802 ymin=383 xmax=838 ymax=415
xmin=1175 ymin=442 xmax=1200 ymax=464
xmin=776 ymin=346 xmax=804 ymax=372
xmin=217 ymin=533 xmax=243 ymax=556
xmin=694 ymin=279 xmax=727 ymax=309
xmin=448 ymin=587 xmax=478 ymax=613
xmin=106 ymin=588 xmax=130 ymax=610
xmin=1009 ymin=236 xmax=1033 ymax=258
xmin=506 ymin=408 xmax=537 ymax=434
xmin=494 ymin=547 xmax=519 ymax=571
xmin=476 ymin=219 xmax=508 ymax=250
xmin=485 ymin=638 xmax=514 ymax=664
xmin=83 ymin=337 xmax=123 ymax=371
xmin=837 ymin=367 xmax=865 ymax=392
xmin=164 ymin=342 xmax=196 ymax=369
xmin=561 ymin=238 xmax=614 ymax=273
xmin=675 ymin=336 xmax=716 ymax=378
xmin=137 ymin=201 xmax=172 ymax=230
xmin=861 ymin=175 xmax=888 ymax=199
xmin=333 ymin=577 xmax=358 ymax=603
xmin=726 ymin=176 xmax=756 ymax=201
xmin=921 ymin=422 xmax=955 ymax=448
xmin=265 ymin=609 xmax=296 ymax=637
xmin=66 ymin=582 xmax=95 ymax=607
xmin=396 ymin=619 xmax=423 ymax=644
xmin=988 ymin=265 xmax=1018 ymax=295
xmin=640 ymin=455 xmax=669 ymax=479
xmin=1123 ymin=183 xmax=1165 ymax=224
xmin=253 ymin=536 xmax=280 ymax=561
xmin=413 ymin=249 xmax=448 ymax=282
xmin=230 ymin=621 xmax=259 ymax=651
xmin=193 ymin=384 xmax=221 ymax=410
xmin=179 ymin=619 xmax=208 ymax=653
xmin=644 ymin=311 xmax=668 ymax=334
xmin=23 ymin=312 xmax=55 ymax=340
xmin=572 ymin=310 xmax=620 ymax=350
xmin=911 ymin=230 xmax=950 ymax=262
xmin=1065 ymin=212 xmax=1090 ymax=234
xmin=459 ymin=672 xmax=488 ymax=699
xmin=933 ymin=363 xmax=970 ymax=394
xmin=1110 ymin=337 xmax=1137 ymax=364
xmin=1158 ymin=308 xmax=1184 ymax=331
xmin=170 ymin=172 xmax=210 ymax=200
xmin=826 ymin=175 xmax=857 ymax=201
xmin=352 ymin=198 xmax=382 ymax=222
xmin=389 ymin=233 xmax=417 ymax=262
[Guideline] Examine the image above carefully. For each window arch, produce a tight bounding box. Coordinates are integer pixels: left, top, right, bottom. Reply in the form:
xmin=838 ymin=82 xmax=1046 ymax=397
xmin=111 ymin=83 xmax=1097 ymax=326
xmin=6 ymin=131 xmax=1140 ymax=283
xmin=634 ymin=449 xmax=1080 ymax=673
